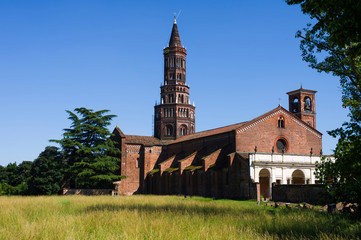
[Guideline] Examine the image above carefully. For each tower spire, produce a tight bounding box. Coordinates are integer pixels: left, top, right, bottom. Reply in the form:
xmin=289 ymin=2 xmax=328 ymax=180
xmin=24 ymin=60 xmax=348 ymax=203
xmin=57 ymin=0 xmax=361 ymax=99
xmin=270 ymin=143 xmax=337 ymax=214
xmin=154 ymin=20 xmax=195 ymax=139
xmin=169 ymin=18 xmax=182 ymax=48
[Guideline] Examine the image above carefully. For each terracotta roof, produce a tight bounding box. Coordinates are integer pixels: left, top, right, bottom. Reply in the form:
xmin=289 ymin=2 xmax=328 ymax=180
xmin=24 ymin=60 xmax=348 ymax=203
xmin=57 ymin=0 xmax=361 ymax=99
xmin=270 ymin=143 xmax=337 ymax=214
xmin=169 ymin=21 xmax=182 ymax=48
xmin=124 ymin=135 xmax=164 ymax=146
xmin=170 ymin=121 xmax=248 ymax=144
xmin=113 ymin=126 xmax=125 ymax=138
xmin=286 ymin=87 xmax=317 ymax=95
xmin=235 ymin=106 xmax=322 ymax=136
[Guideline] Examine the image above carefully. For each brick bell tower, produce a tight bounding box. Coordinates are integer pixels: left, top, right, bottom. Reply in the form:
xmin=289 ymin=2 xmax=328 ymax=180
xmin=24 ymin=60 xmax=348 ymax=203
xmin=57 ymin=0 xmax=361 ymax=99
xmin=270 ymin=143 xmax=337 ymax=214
xmin=154 ymin=18 xmax=195 ymax=140
xmin=287 ymin=86 xmax=317 ymax=128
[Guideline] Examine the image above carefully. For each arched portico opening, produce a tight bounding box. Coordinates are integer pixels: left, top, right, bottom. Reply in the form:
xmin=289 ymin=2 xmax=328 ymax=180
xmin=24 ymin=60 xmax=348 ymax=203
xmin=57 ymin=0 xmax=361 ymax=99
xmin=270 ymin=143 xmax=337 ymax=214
xmin=292 ymin=170 xmax=305 ymax=184
xmin=259 ymin=169 xmax=271 ymax=200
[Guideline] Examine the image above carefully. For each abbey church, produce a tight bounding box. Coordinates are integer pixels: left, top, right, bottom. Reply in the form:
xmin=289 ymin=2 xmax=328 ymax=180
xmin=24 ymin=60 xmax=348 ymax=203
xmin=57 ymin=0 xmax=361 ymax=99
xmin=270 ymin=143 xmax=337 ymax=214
xmin=112 ymin=19 xmax=323 ymax=199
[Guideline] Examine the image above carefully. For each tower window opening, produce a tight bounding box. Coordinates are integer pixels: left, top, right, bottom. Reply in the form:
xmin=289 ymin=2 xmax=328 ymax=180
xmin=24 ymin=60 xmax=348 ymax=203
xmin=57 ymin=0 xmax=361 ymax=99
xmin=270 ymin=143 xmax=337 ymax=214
xmin=169 ymin=94 xmax=174 ymax=103
xmin=165 ymin=58 xmax=168 ymax=68
xmin=180 ymin=95 xmax=184 ymax=103
xmin=278 ymin=116 xmax=285 ymax=128
xmin=179 ymin=125 xmax=187 ymax=136
xmin=166 ymin=125 xmax=173 ymax=136
xmin=170 ymin=74 xmax=173 ymax=80
xmin=304 ymin=97 xmax=312 ymax=112
xmin=170 ymin=58 xmax=174 ymax=67
xmin=177 ymin=58 xmax=181 ymax=67
xmin=292 ymin=98 xmax=299 ymax=113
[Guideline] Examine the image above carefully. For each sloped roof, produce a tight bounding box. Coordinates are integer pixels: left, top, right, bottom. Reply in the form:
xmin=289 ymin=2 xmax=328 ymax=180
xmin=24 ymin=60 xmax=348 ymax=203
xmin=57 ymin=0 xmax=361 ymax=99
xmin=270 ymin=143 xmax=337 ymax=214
xmin=170 ymin=121 xmax=248 ymax=144
xmin=113 ymin=126 xmax=125 ymax=138
xmin=124 ymin=135 xmax=165 ymax=146
xmin=169 ymin=20 xmax=182 ymax=48
xmin=235 ymin=105 xmax=322 ymax=137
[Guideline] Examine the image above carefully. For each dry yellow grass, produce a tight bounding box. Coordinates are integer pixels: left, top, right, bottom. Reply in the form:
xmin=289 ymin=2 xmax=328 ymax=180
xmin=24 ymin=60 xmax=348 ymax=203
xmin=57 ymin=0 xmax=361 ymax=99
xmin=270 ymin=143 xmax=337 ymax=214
xmin=0 ymin=195 xmax=360 ymax=239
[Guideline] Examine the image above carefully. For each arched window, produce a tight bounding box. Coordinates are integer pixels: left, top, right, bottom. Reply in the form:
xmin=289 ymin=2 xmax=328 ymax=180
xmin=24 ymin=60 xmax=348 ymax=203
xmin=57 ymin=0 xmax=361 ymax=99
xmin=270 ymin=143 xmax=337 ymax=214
xmin=292 ymin=98 xmax=299 ymax=113
xmin=179 ymin=125 xmax=187 ymax=136
xmin=304 ymin=97 xmax=312 ymax=112
xmin=169 ymin=94 xmax=174 ymax=103
xmin=278 ymin=116 xmax=285 ymax=128
xmin=190 ymin=111 xmax=194 ymax=119
xmin=166 ymin=125 xmax=173 ymax=136
xmin=180 ymin=95 xmax=184 ymax=103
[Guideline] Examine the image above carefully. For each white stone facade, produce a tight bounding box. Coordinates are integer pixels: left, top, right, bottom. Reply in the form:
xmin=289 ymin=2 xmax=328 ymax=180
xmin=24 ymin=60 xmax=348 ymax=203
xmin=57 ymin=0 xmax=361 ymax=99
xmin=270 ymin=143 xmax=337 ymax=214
xmin=249 ymin=152 xmax=320 ymax=184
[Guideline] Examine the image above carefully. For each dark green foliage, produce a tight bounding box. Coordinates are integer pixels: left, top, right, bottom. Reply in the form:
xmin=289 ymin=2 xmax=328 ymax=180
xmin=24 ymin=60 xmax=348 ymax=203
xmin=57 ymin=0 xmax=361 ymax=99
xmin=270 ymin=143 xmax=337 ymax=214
xmin=27 ymin=146 xmax=64 ymax=195
xmin=52 ymin=107 xmax=122 ymax=189
xmin=287 ymin=0 xmax=361 ymax=211
xmin=0 ymin=166 xmax=7 ymax=184
xmin=0 ymin=161 xmax=32 ymax=195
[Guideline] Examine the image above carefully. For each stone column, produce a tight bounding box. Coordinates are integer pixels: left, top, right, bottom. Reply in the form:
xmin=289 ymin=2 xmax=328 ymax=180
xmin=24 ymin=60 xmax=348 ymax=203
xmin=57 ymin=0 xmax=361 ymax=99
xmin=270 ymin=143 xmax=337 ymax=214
xmin=282 ymin=167 xmax=287 ymax=184
xmin=310 ymin=168 xmax=315 ymax=184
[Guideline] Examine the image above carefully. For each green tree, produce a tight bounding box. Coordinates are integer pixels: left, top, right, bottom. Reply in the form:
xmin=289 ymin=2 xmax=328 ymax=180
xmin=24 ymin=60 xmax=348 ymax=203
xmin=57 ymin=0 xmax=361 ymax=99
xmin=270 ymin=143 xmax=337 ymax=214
xmin=286 ymin=0 xmax=361 ymax=208
xmin=0 ymin=162 xmax=32 ymax=195
xmin=27 ymin=146 xmax=64 ymax=195
xmin=0 ymin=165 xmax=7 ymax=184
xmin=52 ymin=107 xmax=121 ymax=189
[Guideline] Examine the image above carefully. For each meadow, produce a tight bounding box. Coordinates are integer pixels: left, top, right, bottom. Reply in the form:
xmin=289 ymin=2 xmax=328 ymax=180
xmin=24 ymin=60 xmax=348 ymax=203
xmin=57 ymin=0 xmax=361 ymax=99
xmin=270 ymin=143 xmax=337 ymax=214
xmin=0 ymin=195 xmax=360 ymax=240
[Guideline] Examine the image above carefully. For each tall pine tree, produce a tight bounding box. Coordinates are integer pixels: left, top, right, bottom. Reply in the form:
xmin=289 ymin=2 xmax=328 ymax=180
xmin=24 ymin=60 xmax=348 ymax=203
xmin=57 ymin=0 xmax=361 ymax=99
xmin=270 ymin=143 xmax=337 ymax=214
xmin=52 ymin=107 xmax=121 ymax=189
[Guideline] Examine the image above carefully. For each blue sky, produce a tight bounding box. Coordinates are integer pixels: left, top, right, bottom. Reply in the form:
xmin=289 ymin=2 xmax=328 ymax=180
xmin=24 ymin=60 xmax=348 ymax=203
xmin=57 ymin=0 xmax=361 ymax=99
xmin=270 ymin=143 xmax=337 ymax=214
xmin=0 ymin=0 xmax=348 ymax=166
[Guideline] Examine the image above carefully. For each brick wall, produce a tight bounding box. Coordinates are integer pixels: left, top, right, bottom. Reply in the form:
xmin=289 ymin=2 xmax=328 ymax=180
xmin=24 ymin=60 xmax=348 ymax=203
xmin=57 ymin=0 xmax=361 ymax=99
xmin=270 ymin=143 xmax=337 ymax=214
xmin=236 ymin=111 xmax=322 ymax=155
xmin=272 ymin=184 xmax=327 ymax=204
xmin=63 ymin=189 xmax=112 ymax=195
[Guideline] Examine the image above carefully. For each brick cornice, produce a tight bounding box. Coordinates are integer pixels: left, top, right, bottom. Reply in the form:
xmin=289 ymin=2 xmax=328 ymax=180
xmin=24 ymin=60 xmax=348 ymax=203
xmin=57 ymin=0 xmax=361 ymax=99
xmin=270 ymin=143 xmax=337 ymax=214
xmin=236 ymin=107 xmax=322 ymax=139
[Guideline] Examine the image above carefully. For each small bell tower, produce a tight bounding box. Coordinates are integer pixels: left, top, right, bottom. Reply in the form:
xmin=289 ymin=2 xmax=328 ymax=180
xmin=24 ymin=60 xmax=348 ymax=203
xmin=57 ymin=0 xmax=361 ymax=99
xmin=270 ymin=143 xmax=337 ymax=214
xmin=154 ymin=17 xmax=196 ymax=140
xmin=287 ymin=86 xmax=317 ymax=128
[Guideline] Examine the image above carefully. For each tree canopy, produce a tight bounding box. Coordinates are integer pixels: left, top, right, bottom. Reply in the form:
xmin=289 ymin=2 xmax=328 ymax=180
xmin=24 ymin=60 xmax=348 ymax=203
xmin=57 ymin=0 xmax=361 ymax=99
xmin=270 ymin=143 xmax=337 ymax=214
xmin=27 ymin=146 xmax=64 ymax=195
xmin=52 ymin=107 xmax=121 ymax=189
xmin=287 ymin=0 xmax=361 ymax=210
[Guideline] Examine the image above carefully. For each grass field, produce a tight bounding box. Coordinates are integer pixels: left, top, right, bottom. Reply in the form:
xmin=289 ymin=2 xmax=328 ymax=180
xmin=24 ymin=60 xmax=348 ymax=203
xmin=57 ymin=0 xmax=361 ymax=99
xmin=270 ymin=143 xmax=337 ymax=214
xmin=0 ymin=195 xmax=360 ymax=240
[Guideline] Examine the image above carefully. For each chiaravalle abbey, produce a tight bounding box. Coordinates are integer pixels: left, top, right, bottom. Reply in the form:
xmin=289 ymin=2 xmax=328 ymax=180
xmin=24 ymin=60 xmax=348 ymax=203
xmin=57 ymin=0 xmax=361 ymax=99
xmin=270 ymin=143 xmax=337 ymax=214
xmin=112 ymin=19 xmax=323 ymax=200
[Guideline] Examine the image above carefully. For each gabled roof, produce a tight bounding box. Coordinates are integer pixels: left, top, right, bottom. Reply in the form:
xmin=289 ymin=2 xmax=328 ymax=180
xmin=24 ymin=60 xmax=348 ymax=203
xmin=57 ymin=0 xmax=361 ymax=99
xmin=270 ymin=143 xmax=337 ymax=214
xmin=113 ymin=126 xmax=125 ymax=138
xmin=235 ymin=106 xmax=322 ymax=138
xmin=112 ymin=126 xmax=170 ymax=146
xmin=113 ymin=105 xmax=322 ymax=147
xmin=170 ymin=105 xmax=322 ymax=145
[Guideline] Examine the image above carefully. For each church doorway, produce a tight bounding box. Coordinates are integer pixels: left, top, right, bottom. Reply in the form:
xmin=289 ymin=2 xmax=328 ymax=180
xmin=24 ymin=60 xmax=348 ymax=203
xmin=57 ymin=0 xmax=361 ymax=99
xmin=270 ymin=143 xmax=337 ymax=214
xmin=259 ymin=169 xmax=270 ymax=200
xmin=292 ymin=170 xmax=305 ymax=184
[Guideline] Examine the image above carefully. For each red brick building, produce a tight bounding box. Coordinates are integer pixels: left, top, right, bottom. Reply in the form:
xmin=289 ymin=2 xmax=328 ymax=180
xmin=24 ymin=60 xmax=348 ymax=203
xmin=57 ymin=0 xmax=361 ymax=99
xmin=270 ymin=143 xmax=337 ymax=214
xmin=113 ymin=19 xmax=323 ymax=199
